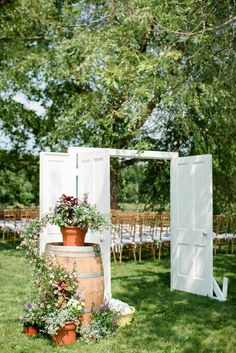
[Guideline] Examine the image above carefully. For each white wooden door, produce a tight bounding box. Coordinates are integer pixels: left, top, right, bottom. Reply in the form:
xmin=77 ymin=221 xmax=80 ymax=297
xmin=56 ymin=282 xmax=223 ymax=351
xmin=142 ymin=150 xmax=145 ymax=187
xmin=39 ymin=152 xmax=73 ymax=252
xmin=75 ymin=149 xmax=110 ymax=215
xmin=73 ymin=149 xmax=111 ymax=300
xmin=171 ymin=155 xmax=213 ymax=297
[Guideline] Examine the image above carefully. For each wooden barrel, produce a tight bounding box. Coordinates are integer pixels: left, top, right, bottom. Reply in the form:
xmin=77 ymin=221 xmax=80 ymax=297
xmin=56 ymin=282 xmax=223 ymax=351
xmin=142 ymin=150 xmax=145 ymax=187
xmin=45 ymin=243 xmax=104 ymax=323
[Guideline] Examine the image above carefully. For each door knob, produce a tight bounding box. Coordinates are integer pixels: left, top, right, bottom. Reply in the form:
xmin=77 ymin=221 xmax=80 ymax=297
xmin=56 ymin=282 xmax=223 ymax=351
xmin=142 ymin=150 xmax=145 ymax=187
xmin=202 ymin=232 xmax=207 ymax=236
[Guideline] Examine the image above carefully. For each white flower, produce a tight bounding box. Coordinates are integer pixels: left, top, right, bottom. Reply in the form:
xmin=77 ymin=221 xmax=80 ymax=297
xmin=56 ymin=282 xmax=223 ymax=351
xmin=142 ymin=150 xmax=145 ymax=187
xmin=107 ymin=298 xmax=132 ymax=314
xmin=67 ymin=299 xmax=78 ymax=307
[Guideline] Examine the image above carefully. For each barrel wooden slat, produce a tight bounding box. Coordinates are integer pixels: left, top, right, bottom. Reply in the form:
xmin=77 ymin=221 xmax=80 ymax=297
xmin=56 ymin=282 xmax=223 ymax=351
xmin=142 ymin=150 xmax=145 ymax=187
xmin=45 ymin=242 xmax=104 ymax=323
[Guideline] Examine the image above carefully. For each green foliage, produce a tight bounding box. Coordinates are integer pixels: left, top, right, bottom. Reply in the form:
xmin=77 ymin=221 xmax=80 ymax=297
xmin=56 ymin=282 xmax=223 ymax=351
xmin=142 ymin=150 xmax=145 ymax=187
xmin=0 ymin=150 xmax=39 ymax=208
xmin=79 ymin=305 xmax=118 ymax=343
xmin=139 ymin=161 xmax=170 ymax=211
xmin=118 ymin=161 xmax=170 ymax=211
xmin=0 ymin=1 xmax=236 ymax=211
xmin=118 ymin=163 xmax=146 ymax=205
xmin=18 ymin=219 xmax=84 ymax=335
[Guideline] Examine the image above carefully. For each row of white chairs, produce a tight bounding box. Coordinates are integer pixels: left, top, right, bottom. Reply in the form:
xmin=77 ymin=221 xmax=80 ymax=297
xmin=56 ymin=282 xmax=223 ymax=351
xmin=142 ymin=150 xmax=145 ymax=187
xmin=110 ymin=211 xmax=171 ymax=263
xmin=0 ymin=208 xmax=39 ymax=241
xmin=111 ymin=211 xmax=236 ymax=262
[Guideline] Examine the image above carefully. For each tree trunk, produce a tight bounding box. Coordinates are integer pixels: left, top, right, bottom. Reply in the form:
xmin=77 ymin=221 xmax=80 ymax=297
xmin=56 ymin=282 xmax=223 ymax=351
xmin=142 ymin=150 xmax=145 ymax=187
xmin=110 ymin=159 xmax=120 ymax=209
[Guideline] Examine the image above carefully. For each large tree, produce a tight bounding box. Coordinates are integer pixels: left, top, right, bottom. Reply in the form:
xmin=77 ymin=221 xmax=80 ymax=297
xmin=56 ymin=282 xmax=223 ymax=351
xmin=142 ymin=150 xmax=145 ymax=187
xmin=1 ymin=1 xmax=236 ymax=211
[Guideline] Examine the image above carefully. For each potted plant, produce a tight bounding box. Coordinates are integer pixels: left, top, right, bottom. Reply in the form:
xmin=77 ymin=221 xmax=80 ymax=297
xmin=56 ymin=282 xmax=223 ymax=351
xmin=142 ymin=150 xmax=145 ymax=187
xmin=20 ymin=302 xmax=43 ymax=336
xmin=20 ymin=271 xmax=85 ymax=344
xmin=43 ymin=297 xmax=84 ymax=345
xmin=20 ymin=262 xmax=85 ymax=345
xmin=47 ymin=194 xmax=109 ymax=246
xmin=36 ymin=264 xmax=85 ymax=345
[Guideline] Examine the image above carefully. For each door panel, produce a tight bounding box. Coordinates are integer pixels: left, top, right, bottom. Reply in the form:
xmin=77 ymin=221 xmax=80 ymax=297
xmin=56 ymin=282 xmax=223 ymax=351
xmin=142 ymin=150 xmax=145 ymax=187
xmin=76 ymin=150 xmax=110 ymax=215
xmin=39 ymin=152 xmax=73 ymax=252
xmin=75 ymin=149 xmax=111 ymax=299
xmin=171 ymin=155 xmax=213 ymax=297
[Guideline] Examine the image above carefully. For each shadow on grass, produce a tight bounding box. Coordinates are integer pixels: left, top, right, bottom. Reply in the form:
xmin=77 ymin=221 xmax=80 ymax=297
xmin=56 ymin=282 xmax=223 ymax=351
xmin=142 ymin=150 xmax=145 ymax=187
xmin=0 ymin=240 xmax=22 ymax=259
xmin=0 ymin=240 xmax=20 ymax=251
xmin=112 ymin=254 xmax=236 ymax=352
xmin=214 ymin=253 xmax=236 ymax=278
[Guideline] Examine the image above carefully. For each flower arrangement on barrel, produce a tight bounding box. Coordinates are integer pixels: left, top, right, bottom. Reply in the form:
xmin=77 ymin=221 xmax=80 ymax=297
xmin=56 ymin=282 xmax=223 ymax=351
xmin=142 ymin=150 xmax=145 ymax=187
xmin=19 ymin=219 xmax=85 ymax=344
xmin=47 ymin=194 xmax=109 ymax=246
xmin=18 ymin=194 xmax=135 ymax=345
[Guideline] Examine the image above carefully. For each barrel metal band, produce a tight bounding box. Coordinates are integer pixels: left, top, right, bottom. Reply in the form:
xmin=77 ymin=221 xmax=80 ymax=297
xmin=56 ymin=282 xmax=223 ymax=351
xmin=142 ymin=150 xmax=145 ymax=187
xmin=46 ymin=243 xmax=100 ymax=252
xmin=82 ymin=307 xmax=96 ymax=313
xmin=78 ymin=271 xmax=103 ymax=278
xmin=46 ymin=252 xmax=99 ymax=258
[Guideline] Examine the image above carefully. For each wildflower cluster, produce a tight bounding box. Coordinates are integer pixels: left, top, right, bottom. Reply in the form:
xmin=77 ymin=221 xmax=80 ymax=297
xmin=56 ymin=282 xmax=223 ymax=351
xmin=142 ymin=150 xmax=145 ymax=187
xmin=79 ymin=304 xmax=118 ymax=343
xmin=20 ymin=302 xmax=45 ymax=329
xmin=18 ymin=220 xmax=84 ymax=335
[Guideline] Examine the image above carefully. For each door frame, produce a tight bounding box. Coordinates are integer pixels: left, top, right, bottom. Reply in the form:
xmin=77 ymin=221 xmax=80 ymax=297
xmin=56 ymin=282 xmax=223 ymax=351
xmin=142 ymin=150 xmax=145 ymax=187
xmin=40 ymin=147 xmax=228 ymax=301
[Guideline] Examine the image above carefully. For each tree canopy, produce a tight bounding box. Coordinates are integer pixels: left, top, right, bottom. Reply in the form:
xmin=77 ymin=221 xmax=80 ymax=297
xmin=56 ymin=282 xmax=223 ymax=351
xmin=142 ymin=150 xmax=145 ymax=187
xmin=0 ymin=0 xmax=236 ymax=211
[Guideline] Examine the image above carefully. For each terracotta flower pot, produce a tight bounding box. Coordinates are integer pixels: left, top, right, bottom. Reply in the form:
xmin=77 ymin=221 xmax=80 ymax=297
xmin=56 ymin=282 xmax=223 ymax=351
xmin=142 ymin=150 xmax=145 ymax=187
xmin=52 ymin=322 xmax=76 ymax=346
xmin=60 ymin=226 xmax=87 ymax=246
xmin=23 ymin=326 xmax=37 ymax=336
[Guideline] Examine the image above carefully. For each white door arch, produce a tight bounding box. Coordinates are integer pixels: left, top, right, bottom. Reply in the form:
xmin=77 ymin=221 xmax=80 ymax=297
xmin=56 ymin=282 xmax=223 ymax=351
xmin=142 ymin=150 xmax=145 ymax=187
xmin=40 ymin=147 xmax=228 ymax=301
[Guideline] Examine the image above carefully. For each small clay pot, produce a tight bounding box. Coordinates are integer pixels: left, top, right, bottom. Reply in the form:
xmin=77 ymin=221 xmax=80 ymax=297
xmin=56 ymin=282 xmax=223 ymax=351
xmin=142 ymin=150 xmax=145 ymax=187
xmin=52 ymin=322 xmax=77 ymax=346
xmin=23 ymin=326 xmax=38 ymax=336
xmin=60 ymin=227 xmax=87 ymax=246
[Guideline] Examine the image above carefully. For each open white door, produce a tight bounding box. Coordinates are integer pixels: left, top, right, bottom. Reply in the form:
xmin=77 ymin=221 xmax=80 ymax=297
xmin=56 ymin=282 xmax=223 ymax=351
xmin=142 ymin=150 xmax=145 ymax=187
xmin=70 ymin=148 xmax=111 ymax=300
xmin=40 ymin=152 xmax=73 ymax=253
xmin=171 ymin=155 xmax=213 ymax=297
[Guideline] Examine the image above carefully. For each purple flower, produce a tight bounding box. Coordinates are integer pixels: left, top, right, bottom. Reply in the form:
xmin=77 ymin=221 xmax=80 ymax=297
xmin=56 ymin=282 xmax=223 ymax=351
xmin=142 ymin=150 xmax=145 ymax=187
xmin=25 ymin=303 xmax=33 ymax=310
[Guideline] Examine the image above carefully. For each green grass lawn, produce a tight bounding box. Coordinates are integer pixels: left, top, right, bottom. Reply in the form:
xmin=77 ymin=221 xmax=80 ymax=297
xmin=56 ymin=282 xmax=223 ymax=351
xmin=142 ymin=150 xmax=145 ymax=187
xmin=0 ymin=241 xmax=235 ymax=353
